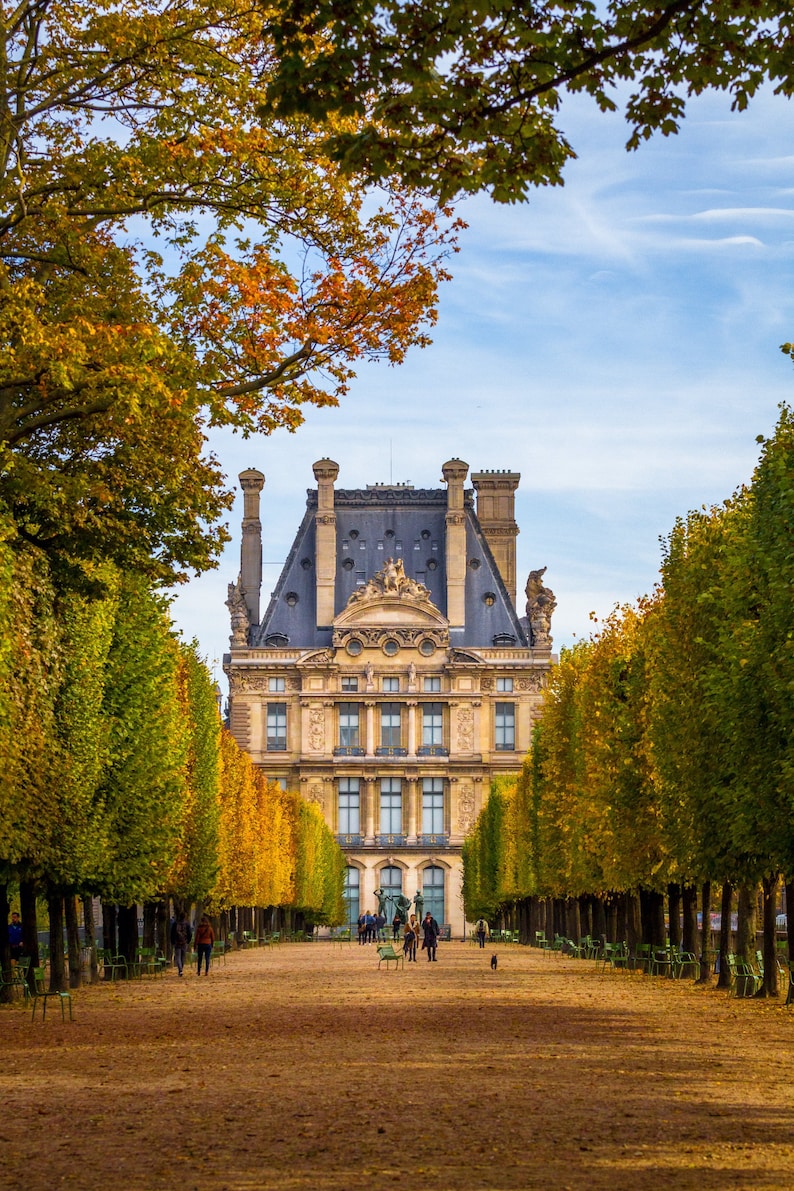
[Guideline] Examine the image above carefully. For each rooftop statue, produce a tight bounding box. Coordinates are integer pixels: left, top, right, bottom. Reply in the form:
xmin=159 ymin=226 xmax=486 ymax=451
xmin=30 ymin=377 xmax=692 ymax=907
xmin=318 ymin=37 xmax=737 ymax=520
xmin=526 ymin=567 xmax=556 ymax=648
xmin=347 ymin=557 xmax=432 ymax=605
xmin=226 ymin=577 xmax=250 ymax=647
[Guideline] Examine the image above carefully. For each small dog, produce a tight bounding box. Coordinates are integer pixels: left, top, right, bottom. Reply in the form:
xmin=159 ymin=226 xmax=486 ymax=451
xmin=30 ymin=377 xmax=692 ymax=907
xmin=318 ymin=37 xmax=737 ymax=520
xmin=490 ymin=953 xmax=498 ymax=970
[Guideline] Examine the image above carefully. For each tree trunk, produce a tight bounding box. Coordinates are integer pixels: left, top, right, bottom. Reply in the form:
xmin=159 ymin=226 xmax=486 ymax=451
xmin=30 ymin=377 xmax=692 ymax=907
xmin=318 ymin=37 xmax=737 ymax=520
xmin=682 ymin=885 xmax=698 ymax=955
xmin=579 ymin=895 xmax=592 ymax=939
xmin=736 ymin=883 xmax=757 ymax=965
xmin=698 ymin=880 xmax=712 ymax=983
xmin=142 ymin=902 xmax=156 ymax=949
xmin=625 ymin=893 xmax=641 ymax=952
xmin=786 ymin=879 xmax=794 ymax=962
xmin=760 ymin=875 xmax=779 ymax=998
xmin=567 ymin=897 xmax=581 ymax=942
xmin=47 ymin=885 xmax=67 ymax=993
xmin=117 ymin=904 xmax=139 ymax=973
xmin=64 ymin=892 xmax=82 ymax=989
xmin=83 ymin=897 xmax=99 ymax=984
xmin=157 ymin=898 xmax=170 ymax=959
xmin=20 ymin=879 xmax=40 ymax=994
xmin=102 ymin=902 xmax=117 ymax=977
xmin=716 ymin=880 xmax=733 ymax=990
xmin=606 ymin=897 xmax=618 ymax=944
xmin=668 ymin=884 xmax=681 ymax=948
xmin=592 ymin=897 xmax=607 ymax=945
xmin=639 ymin=888 xmax=665 ymax=946
xmin=614 ymin=892 xmax=626 ymax=944
xmin=0 ymin=882 xmax=11 ymax=1004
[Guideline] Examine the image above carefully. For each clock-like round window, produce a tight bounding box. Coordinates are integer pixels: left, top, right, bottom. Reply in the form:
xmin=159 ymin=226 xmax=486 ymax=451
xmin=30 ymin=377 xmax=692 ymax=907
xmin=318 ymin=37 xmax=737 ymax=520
xmin=382 ymin=639 xmax=400 ymax=657
xmin=346 ymin=638 xmax=363 ymax=656
xmin=419 ymin=638 xmax=436 ymax=657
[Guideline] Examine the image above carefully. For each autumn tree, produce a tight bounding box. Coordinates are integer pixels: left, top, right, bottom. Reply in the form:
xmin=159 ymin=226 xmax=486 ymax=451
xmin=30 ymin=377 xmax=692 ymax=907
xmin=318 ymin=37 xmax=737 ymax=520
xmin=1 ymin=0 xmax=458 ymax=581
xmin=269 ymin=1 xmax=794 ymax=202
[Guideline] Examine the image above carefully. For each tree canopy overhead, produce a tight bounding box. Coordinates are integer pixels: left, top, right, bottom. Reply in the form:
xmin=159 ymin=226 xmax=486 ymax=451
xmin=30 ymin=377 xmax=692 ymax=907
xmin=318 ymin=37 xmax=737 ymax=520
xmin=1 ymin=0 xmax=457 ymax=580
xmin=268 ymin=1 xmax=794 ymax=202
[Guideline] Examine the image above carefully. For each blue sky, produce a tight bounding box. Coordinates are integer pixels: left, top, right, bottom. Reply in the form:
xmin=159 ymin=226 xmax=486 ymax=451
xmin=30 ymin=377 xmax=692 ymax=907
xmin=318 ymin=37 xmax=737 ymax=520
xmin=171 ymin=84 xmax=794 ymax=685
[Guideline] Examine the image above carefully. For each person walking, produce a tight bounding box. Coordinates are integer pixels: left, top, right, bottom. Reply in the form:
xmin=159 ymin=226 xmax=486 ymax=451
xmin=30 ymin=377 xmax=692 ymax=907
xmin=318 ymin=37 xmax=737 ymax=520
xmin=475 ymin=916 xmax=490 ymax=949
xmin=8 ymin=911 xmax=23 ymax=962
xmin=195 ymin=915 xmax=214 ymax=975
xmin=171 ymin=912 xmax=192 ymax=977
xmin=422 ymin=911 xmax=439 ymax=962
xmin=403 ymin=914 xmax=420 ymax=963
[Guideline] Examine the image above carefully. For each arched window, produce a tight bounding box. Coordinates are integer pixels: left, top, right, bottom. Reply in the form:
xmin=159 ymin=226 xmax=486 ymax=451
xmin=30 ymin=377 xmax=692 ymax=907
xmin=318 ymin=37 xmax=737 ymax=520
xmin=343 ymin=867 xmax=360 ymax=927
xmin=423 ymin=866 xmax=445 ymax=924
xmin=380 ymin=865 xmax=402 ymax=910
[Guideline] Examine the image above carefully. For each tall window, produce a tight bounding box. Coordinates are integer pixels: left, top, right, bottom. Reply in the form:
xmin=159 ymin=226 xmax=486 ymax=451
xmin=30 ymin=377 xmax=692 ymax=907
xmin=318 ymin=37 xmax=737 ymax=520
xmin=380 ymin=865 xmax=402 ymax=906
xmin=423 ymin=676 xmax=441 ymax=692
xmin=423 ymin=866 xmax=445 ymax=923
xmin=382 ymin=676 xmax=400 ymax=692
xmin=422 ymin=779 xmax=444 ymax=835
xmin=380 ymin=703 xmax=401 ymax=748
xmin=338 ymin=778 xmax=360 ymax=834
xmin=268 ymin=676 xmax=286 ymax=692
xmin=266 ymin=703 xmax=287 ymax=751
xmin=496 ymin=676 xmax=514 ymax=692
xmin=495 ymin=702 xmax=515 ymax=750
xmin=422 ymin=703 xmax=443 ymax=747
xmin=380 ymin=779 xmax=402 ymax=834
xmin=341 ymin=676 xmax=359 ymax=692
xmin=339 ymin=703 xmax=360 ymax=748
xmin=343 ymin=867 xmax=360 ymax=927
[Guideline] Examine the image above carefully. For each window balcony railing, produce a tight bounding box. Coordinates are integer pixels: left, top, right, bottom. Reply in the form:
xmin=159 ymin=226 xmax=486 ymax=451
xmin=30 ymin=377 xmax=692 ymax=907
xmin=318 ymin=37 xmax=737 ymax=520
xmin=417 ymin=833 xmax=449 ymax=847
xmin=336 ymin=833 xmax=363 ymax=847
xmin=375 ymin=833 xmax=406 ymax=847
xmin=417 ymin=745 xmax=449 ymax=757
xmin=333 ymin=746 xmax=366 ymax=756
xmin=375 ymin=746 xmax=408 ymax=757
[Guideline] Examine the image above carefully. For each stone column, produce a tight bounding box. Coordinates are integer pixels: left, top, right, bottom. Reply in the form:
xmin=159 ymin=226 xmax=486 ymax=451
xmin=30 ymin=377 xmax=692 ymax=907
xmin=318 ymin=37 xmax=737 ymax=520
xmin=406 ymin=778 xmax=418 ymax=842
xmin=238 ymin=468 xmax=265 ymax=627
xmin=442 ymin=458 xmax=468 ymax=629
xmin=313 ymin=458 xmax=338 ymax=628
xmin=364 ymin=777 xmax=377 ymax=843
xmin=365 ymin=701 xmax=376 ymax=756
xmin=407 ymin=701 xmax=417 ymax=756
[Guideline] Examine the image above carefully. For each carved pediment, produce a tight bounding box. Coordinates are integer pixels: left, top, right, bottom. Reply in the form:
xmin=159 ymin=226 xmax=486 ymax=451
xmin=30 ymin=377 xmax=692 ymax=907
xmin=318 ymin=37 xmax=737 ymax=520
xmin=333 ymin=559 xmax=449 ymax=650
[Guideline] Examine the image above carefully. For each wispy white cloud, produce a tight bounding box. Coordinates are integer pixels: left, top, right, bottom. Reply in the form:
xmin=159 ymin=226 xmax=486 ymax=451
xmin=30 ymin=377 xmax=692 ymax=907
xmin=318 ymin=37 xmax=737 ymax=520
xmin=171 ymin=85 xmax=794 ymax=666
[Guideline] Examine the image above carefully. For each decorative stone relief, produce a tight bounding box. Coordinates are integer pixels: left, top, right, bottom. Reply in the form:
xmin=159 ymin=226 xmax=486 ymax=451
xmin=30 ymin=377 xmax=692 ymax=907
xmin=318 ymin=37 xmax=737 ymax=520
xmin=309 ymin=706 xmax=325 ymax=752
xmin=308 ymin=783 xmax=324 ymax=810
xmin=457 ymin=784 xmax=475 ymax=834
xmin=517 ymin=673 xmax=545 ymax=692
xmin=457 ymin=705 xmax=474 ymax=752
xmin=480 ymin=676 xmax=494 ymax=691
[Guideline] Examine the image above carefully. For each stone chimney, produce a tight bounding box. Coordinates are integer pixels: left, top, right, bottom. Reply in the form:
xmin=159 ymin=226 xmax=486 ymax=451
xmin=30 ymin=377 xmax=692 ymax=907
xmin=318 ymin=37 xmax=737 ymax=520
xmin=471 ymin=470 xmax=520 ymax=608
xmin=442 ymin=458 xmax=469 ymax=628
xmin=312 ymin=458 xmax=339 ymax=627
xmin=238 ymin=468 xmax=265 ymax=626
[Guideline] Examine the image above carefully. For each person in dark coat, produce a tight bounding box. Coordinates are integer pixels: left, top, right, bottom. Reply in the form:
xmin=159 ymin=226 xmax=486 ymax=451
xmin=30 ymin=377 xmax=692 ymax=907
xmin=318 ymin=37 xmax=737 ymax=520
xmin=170 ymin=912 xmax=192 ymax=977
xmin=422 ymin=912 xmax=439 ymax=962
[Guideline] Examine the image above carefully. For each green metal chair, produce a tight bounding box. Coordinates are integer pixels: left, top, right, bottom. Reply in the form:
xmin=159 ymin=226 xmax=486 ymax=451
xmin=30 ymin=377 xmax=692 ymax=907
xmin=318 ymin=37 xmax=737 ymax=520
xmin=31 ymin=967 xmax=73 ymax=1022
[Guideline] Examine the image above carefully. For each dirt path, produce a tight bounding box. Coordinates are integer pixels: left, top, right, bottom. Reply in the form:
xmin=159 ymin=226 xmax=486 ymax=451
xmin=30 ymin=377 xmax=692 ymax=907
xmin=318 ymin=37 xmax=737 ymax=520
xmin=2 ymin=941 xmax=793 ymax=1190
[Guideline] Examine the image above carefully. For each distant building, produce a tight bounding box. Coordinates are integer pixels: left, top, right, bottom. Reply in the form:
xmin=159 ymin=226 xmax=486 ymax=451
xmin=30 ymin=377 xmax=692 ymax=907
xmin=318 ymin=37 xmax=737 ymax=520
xmin=223 ymin=459 xmax=556 ymax=937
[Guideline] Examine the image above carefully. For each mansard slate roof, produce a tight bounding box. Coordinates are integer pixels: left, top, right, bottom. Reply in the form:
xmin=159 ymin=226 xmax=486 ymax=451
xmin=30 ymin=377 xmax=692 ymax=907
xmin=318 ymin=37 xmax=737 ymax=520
xmin=253 ymin=485 xmax=528 ymax=650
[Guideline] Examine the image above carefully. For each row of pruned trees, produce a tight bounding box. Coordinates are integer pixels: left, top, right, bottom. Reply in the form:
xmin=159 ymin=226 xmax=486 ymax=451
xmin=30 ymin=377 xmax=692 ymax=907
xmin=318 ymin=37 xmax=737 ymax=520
xmin=463 ymin=404 xmax=794 ymax=996
xmin=0 ymin=527 xmax=345 ymax=996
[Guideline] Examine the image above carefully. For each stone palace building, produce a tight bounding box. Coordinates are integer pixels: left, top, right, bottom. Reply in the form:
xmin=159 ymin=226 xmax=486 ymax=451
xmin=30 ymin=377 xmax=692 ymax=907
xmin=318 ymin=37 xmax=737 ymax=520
xmin=223 ymin=458 xmax=556 ymax=938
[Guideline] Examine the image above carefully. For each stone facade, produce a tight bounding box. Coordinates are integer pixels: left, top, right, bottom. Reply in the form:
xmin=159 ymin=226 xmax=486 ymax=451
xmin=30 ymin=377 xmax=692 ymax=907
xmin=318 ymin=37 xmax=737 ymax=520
xmin=223 ymin=459 xmax=556 ymax=938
